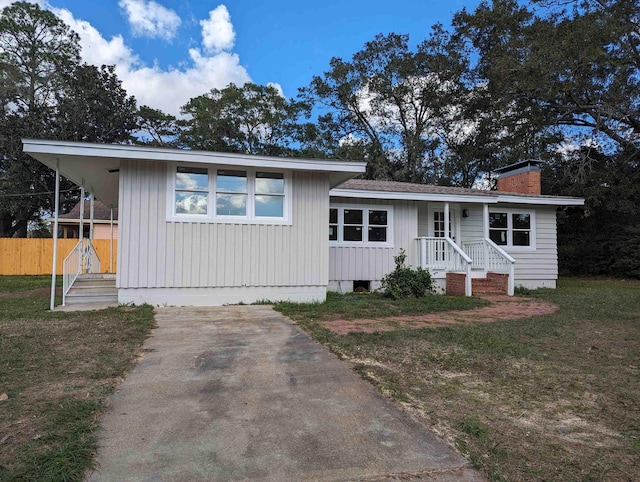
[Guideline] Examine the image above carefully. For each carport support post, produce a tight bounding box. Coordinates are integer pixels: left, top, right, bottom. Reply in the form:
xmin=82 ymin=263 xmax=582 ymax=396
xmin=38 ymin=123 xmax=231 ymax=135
xmin=109 ymin=206 xmax=114 ymax=273
xmin=50 ymin=160 xmax=60 ymax=311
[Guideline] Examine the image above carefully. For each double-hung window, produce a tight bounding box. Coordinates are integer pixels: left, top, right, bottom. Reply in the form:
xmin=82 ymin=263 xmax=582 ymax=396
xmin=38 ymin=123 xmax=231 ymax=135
xmin=175 ymin=167 xmax=209 ymax=215
xmin=329 ymin=205 xmax=392 ymax=246
xmin=170 ymin=165 xmax=289 ymax=223
xmin=489 ymin=210 xmax=534 ymax=249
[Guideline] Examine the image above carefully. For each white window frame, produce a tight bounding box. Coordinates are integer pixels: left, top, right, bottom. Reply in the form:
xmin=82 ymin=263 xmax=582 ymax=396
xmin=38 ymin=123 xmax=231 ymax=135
xmin=488 ymin=208 xmax=536 ymax=251
xmin=167 ymin=163 xmax=292 ymax=225
xmin=329 ymin=204 xmax=393 ymax=247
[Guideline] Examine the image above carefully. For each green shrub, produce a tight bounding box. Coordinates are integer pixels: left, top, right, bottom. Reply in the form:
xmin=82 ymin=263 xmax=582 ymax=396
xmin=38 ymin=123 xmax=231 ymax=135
xmin=380 ymin=249 xmax=433 ymax=299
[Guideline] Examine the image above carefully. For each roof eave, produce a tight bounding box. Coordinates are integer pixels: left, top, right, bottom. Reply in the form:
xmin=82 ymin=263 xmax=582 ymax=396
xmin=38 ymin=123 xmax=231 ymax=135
xmin=330 ymin=188 xmax=499 ymax=203
xmin=22 ymin=138 xmax=366 ymax=175
xmin=495 ymin=194 xmax=585 ymax=206
xmin=331 ymin=188 xmax=586 ymax=206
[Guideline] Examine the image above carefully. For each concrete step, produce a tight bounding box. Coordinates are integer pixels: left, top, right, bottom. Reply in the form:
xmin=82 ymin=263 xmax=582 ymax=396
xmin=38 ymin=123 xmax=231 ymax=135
xmin=72 ymin=280 xmax=116 ymax=289
xmin=65 ymin=273 xmax=117 ymax=305
xmin=68 ymin=286 xmax=117 ymax=295
xmin=77 ymin=273 xmax=116 ymax=280
xmin=65 ymin=293 xmax=118 ymax=304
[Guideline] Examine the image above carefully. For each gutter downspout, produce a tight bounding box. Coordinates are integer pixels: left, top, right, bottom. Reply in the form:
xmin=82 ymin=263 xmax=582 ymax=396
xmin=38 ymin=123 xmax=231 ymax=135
xmin=50 ymin=160 xmax=60 ymax=311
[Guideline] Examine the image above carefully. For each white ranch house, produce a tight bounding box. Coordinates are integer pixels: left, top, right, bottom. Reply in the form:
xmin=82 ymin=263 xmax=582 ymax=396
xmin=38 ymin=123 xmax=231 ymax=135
xmin=23 ymin=139 xmax=584 ymax=309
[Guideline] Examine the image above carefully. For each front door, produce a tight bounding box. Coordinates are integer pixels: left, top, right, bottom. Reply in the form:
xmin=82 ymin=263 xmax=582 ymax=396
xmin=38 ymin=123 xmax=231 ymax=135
xmin=431 ymin=209 xmax=457 ymax=242
xmin=428 ymin=207 xmax=459 ymax=263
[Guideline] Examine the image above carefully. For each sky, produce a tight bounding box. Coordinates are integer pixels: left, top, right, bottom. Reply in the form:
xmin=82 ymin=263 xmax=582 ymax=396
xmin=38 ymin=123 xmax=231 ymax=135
xmin=0 ymin=0 xmax=481 ymax=116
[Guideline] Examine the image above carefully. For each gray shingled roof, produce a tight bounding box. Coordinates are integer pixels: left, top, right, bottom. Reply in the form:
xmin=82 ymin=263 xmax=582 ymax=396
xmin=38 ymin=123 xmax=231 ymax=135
xmin=60 ymin=200 xmax=118 ymax=221
xmin=334 ymin=179 xmax=578 ymax=200
xmin=335 ymin=179 xmax=495 ymax=197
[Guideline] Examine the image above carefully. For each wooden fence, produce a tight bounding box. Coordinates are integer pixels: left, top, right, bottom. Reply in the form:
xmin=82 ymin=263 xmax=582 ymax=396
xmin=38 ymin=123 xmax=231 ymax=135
xmin=0 ymin=239 xmax=117 ymax=275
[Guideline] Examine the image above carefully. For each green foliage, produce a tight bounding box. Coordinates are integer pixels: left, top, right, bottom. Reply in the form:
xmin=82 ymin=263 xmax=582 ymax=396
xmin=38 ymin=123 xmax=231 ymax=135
xmin=135 ymin=105 xmax=179 ymax=147
xmin=0 ymin=2 xmax=137 ymax=238
xmin=179 ymin=82 xmax=312 ymax=156
xmin=545 ymin=146 xmax=640 ymax=278
xmin=380 ymin=249 xmax=434 ymax=299
xmin=300 ymin=31 xmax=509 ymax=185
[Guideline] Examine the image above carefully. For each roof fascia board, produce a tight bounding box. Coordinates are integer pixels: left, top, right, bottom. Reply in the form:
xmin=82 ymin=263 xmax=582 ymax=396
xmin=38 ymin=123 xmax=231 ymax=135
xmin=331 ymin=188 xmax=585 ymax=206
xmin=496 ymin=195 xmax=585 ymax=206
xmin=330 ymin=188 xmax=499 ymax=204
xmin=22 ymin=138 xmax=366 ymax=175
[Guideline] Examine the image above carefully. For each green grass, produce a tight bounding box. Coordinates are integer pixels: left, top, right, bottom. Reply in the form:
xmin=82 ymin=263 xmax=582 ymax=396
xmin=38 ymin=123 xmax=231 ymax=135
xmin=0 ymin=275 xmax=61 ymax=294
xmin=0 ymin=276 xmax=155 ymax=481
xmin=278 ymin=279 xmax=640 ymax=481
xmin=277 ymin=290 xmax=486 ymax=322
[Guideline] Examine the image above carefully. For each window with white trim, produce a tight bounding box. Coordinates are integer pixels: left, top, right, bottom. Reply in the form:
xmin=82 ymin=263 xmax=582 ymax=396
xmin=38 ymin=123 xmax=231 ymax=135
xmin=489 ymin=210 xmax=534 ymax=248
xmin=329 ymin=205 xmax=392 ymax=246
xmin=170 ymin=165 xmax=290 ymax=223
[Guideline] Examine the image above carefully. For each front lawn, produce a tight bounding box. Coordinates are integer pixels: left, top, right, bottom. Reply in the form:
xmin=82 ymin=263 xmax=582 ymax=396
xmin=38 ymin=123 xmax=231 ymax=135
xmin=0 ymin=276 xmax=155 ymax=481
xmin=277 ymin=290 xmax=486 ymax=323
xmin=277 ymin=279 xmax=640 ymax=481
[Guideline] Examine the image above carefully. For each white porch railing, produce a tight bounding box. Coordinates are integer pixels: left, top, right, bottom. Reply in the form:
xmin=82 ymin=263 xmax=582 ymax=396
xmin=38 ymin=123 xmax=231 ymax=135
xmin=417 ymin=237 xmax=473 ymax=296
xmin=62 ymin=239 xmax=101 ymax=305
xmin=463 ymin=238 xmax=516 ymax=296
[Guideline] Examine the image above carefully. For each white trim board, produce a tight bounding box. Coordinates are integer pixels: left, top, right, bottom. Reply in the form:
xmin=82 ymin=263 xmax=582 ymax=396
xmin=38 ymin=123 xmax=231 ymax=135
xmin=23 ymin=138 xmax=366 ymax=188
xmin=330 ymin=188 xmax=583 ymax=206
xmin=118 ymin=286 xmax=326 ymax=307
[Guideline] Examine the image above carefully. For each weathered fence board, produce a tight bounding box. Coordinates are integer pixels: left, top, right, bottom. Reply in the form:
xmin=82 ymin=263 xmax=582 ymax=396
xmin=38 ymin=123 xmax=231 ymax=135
xmin=0 ymin=239 xmax=118 ymax=275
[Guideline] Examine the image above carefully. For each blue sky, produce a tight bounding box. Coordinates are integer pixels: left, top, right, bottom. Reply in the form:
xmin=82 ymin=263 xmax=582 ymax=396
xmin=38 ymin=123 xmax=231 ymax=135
xmin=1 ymin=0 xmax=481 ymax=115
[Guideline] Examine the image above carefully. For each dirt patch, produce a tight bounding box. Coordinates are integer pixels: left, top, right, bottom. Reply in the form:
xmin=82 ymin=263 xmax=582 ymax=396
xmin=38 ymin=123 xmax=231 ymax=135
xmin=0 ymin=287 xmax=61 ymax=299
xmin=321 ymin=296 xmax=558 ymax=335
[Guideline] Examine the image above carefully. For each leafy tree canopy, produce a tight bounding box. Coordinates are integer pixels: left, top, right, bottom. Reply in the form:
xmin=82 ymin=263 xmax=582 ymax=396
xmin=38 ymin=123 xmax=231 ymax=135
xmin=179 ymin=82 xmax=311 ymax=156
xmin=0 ymin=2 xmax=137 ymax=237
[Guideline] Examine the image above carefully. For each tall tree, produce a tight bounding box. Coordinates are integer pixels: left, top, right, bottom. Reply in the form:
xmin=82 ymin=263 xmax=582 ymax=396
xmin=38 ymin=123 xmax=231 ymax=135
xmin=453 ymin=0 xmax=640 ymax=276
xmin=135 ymin=105 xmax=179 ymax=147
xmin=454 ymin=0 xmax=640 ymax=158
xmin=55 ymin=64 xmax=138 ymax=143
xmin=179 ymin=82 xmax=310 ymax=156
xmin=0 ymin=1 xmax=81 ymax=237
xmin=299 ymin=31 xmax=520 ymax=185
xmin=0 ymin=3 xmax=138 ymax=237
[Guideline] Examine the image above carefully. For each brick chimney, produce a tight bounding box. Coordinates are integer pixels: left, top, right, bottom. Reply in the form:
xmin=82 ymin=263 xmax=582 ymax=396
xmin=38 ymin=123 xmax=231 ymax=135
xmin=495 ymin=160 xmax=542 ymax=195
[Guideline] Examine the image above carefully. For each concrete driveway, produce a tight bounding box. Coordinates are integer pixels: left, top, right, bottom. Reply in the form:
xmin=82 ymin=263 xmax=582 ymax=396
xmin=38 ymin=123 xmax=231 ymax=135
xmin=88 ymin=306 xmax=483 ymax=481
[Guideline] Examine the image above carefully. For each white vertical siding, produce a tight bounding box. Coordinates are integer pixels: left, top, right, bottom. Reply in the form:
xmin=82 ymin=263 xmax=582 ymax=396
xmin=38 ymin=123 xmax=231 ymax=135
xmin=329 ymin=198 xmax=417 ymax=282
xmin=118 ymin=159 xmax=329 ymax=289
xmin=459 ymin=204 xmax=485 ymax=241
xmin=417 ymin=202 xmax=429 ymax=237
xmin=506 ymin=205 xmax=558 ymax=284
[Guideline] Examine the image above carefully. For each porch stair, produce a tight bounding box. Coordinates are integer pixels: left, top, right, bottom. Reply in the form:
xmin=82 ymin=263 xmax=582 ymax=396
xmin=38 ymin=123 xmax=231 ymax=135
xmin=65 ymin=273 xmax=117 ymax=305
xmin=471 ymin=272 xmax=509 ymax=296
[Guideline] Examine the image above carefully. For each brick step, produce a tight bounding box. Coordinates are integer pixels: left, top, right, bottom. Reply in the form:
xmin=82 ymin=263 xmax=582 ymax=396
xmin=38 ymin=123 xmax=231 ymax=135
xmin=472 ymin=272 xmax=508 ymax=295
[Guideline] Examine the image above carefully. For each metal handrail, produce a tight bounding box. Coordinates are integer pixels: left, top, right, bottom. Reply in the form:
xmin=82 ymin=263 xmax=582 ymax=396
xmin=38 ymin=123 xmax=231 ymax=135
xmin=62 ymin=239 xmax=102 ymax=306
xmin=62 ymin=240 xmax=83 ymax=306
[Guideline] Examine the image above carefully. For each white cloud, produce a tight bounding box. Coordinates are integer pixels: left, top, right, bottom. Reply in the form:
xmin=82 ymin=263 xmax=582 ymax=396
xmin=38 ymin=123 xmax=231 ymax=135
xmin=200 ymin=5 xmax=235 ymax=53
xmin=1 ymin=1 xmax=251 ymax=116
xmin=47 ymin=3 xmax=251 ymax=116
xmin=118 ymin=0 xmax=181 ymax=40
